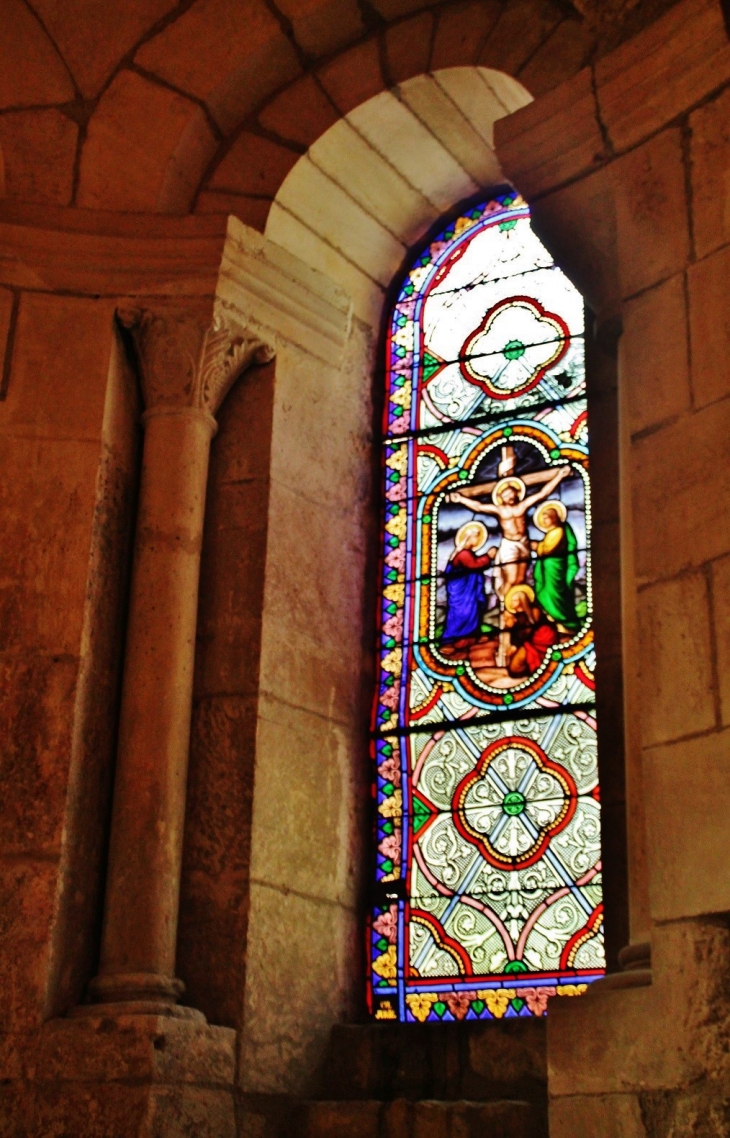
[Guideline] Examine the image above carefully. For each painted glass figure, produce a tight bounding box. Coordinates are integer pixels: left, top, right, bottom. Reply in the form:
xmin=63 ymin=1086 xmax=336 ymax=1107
xmin=368 ymin=191 xmax=605 ymax=1024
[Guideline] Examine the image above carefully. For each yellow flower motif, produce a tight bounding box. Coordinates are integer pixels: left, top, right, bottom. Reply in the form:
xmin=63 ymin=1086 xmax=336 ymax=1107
xmin=386 ymin=447 xmax=408 ymax=473
xmin=372 ymin=945 xmax=397 ymax=980
xmin=392 ymin=324 xmax=415 ymax=350
xmin=390 ymin=385 xmax=412 ymax=409
xmin=385 ymin=512 xmax=407 ymax=540
xmin=379 ymin=789 xmax=402 ymax=818
xmin=381 ymin=649 xmax=402 ymax=676
xmin=454 ymin=215 xmax=477 ymax=237
xmin=405 ymin=993 xmax=438 ymax=1023
xmin=478 ymin=989 xmax=516 ymax=1018
xmin=556 ymin=984 xmax=588 ymax=997
xmin=384 ymin=583 xmax=405 ymax=606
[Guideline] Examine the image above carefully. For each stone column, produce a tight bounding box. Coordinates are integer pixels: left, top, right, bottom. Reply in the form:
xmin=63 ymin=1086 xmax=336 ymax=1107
xmin=86 ymin=304 xmax=273 ymax=1015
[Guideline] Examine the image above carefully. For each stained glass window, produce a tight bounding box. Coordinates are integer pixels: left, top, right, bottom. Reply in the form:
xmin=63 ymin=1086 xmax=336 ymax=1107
xmin=368 ymin=191 xmax=605 ymax=1024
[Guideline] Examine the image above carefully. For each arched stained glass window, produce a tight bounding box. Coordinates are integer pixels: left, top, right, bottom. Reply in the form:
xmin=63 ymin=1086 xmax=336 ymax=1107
xmin=368 ymin=190 xmax=605 ymax=1024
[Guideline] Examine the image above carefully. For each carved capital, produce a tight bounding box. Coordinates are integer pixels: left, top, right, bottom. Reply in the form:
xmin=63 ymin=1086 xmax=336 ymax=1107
xmin=116 ymin=304 xmax=275 ymax=420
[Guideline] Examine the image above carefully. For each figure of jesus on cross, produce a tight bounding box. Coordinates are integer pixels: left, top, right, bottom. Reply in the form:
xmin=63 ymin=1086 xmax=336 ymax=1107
xmin=447 ymin=446 xmax=570 ymax=667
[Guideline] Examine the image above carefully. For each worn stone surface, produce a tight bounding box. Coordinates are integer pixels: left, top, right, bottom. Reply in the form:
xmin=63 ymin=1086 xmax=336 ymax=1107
xmin=622 ymin=272 xmax=691 ymax=435
xmin=0 ymin=0 xmax=74 ymax=109
xmin=690 ymin=83 xmax=730 ymax=261
xmin=687 ymin=242 xmax=730 ymax=410
xmin=613 ymin=128 xmax=690 ymax=298
xmin=0 ymin=109 xmax=77 ymax=206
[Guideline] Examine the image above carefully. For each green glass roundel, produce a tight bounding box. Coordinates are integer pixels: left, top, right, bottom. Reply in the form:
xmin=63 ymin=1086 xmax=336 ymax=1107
xmin=503 ymin=790 xmax=526 ymax=816
xmin=503 ymin=339 xmax=525 ymax=360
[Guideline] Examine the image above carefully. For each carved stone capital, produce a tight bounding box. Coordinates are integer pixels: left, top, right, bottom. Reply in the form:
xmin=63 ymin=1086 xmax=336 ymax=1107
xmin=116 ymin=304 xmax=275 ymax=421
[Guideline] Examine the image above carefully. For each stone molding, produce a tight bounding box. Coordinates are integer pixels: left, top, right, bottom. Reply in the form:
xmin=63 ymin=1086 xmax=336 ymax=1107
xmin=116 ymin=303 xmax=275 ymax=422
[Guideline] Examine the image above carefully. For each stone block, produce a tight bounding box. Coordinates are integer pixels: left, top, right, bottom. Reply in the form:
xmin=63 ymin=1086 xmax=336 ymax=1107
xmin=630 ymin=397 xmax=730 ymax=582
xmin=0 ymin=858 xmax=59 ymax=1032
xmin=317 ymin=39 xmax=385 ymax=116
xmin=595 ymin=0 xmax=730 ymax=152
xmin=636 ymin=571 xmax=715 ymax=748
xmin=275 ymin=0 xmax=365 ymax=58
xmin=249 ymin=695 xmax=364 ymax=905
xmin=398 ymin=74 xmax=502 ymax=187
xmin=134 ymin=0 xmax=301 ymax=134
xmin=688 ymin=243 xmax=730 ymax=410
xmin=550 ymin=1092 xmax=646 ymax=1138
xmin=258 ymin=486 xmax=368 ymax=723
xmin=347 ymin=92 xmax=478 ymax=212
xmin=711 ymin=554 xmax=730 ymax=727
xmin=689 ymin=84 xmax=730 ymax=261
xmin=274 ymin=156 xmax=405 ymax=287
xmin=0 ymin=0 xmax=74 ymax=109
xmin=479 ymin=0 xmax=564 ymax=76
xmin=29 ymin=0 xmax=177 ymax=99
xmin=308 ymin=117 xmax=438 ymax=247
xmin=302 ymin=1100 xmax=381 ymax=1137
xmin=240 ymin=884 xmax=359 ymax=1095
xmin=0 ymin=110 xmax=77 ymax=207
xmin=6 ymin=292 xmax=112 ymax=436
xmin=0 ymin=655 xmax=78 ymax=849
xmin=430 ymin=2 xmax=502 ymax=71
xmin=613 ymin=129 xmax=690 ymax=299
xmin=257 ymin=74 xmax=340 ymax=149
xmin=384 ymin=13 xmax=434 ymax=86
xmin=77 ymin=70 xmax=215 ymax=213
xmin=208 ymin=132 xmax=299 ymax=198
xmin=518 ymin=16 xmax=594 ymax=98
xmin=495 ymin=67 xmax=604 ymax=199
xmin=265 ymin=202 xmax=384 ymax=327
xmin=622 ymin=273 xmax=691 ymax=435
xmin=644 ymin=727 xmax=730 ymax=921
xmin=179 ymin=694 xmax=257 ymax=1026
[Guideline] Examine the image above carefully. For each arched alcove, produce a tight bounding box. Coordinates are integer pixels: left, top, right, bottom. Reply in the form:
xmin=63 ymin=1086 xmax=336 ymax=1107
xmin=180 ymin=62 xmax=628 ymax=1110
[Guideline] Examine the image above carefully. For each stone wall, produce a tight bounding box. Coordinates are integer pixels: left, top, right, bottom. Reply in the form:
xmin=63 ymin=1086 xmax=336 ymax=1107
xmin=496 ymin=0 xmax=730 ymax=1131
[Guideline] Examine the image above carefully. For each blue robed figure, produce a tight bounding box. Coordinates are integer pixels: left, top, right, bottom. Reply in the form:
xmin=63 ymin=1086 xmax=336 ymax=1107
xmin=442 ymin=522 xmax=495 ymax=640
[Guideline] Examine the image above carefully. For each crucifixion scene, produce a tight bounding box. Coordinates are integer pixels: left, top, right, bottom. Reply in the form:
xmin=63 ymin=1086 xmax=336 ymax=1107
xmin=436 ymin=441 xmax=587 ymax=688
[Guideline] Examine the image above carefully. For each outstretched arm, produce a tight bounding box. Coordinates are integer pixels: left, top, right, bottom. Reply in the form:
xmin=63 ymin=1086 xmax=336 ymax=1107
xmin=448 ymin=492 xmax=499 ymax=516
xmin=522 ymin=466 xmax=569 ymax=511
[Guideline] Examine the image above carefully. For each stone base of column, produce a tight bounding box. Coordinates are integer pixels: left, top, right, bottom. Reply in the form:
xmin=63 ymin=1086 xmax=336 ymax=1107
xmin=0 ymin=1014 xmax=236 ymax=1137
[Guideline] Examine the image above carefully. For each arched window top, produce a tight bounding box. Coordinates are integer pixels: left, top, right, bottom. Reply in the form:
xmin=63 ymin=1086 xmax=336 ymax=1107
xmin=369 ymin=192 xmax=605 ymax=1024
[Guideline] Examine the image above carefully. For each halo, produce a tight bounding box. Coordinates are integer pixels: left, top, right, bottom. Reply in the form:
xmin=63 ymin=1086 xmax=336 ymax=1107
xmin=492 ymin=476 xmax=526 ymax=505
xmin=534 ymin=498 xmax=567 ymax=531
xmin=454 ymin=521 xmax=488 ymax=552
xmin=504 ymin=584 xmax=535 ymax=614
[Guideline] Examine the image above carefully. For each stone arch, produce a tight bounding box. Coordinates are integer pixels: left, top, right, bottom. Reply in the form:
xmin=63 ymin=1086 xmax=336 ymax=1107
xmin=264 ymin=67 xmax=532 ymax=323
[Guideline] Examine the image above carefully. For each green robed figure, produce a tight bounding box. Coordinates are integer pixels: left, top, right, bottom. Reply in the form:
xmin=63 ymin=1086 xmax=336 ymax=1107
xmin=531 ymin=500 xmax=580 ymax=631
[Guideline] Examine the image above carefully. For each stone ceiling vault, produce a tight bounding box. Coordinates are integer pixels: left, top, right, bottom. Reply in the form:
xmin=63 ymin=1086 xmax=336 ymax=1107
xmin=0 ymin=0 xmax=680 ymax=229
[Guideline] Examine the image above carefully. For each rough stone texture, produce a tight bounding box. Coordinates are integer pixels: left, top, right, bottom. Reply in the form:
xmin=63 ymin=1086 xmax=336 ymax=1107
xmin=517 ymin=16 xmax=594 ymax=97
xmin=317 ymin=39 xmax=386 ymax=116
xmin=384 ymin=13 xmax=434 ymax=85
xmin=430 ymin=1 xmax=502 ymax=71
xmin=478 ymin=0 xmax=565 ymax=76
xmin=622 ymin=272 xmax=691 ymax=435
xmin=687 ymin=242 xmax=730 ymax=410
xmin=0 ymin=109 xmax=77 ymax=206
xmin=690 ymin=83 xmax=730 ymax=260
xmin=208 ymin=133 xmax=300 ymax=198
xmin=257 ymin=74 xmax=340 ymax=149
xmin=712 ymin=554 xmax=730 ymax=728
xmin=0 ymin=0 xmax=74 ymax=109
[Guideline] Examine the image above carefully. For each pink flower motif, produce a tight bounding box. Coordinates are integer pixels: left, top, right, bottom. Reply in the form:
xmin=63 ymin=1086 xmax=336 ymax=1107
xmin=396 ymin=300 xmax=417 ymax=318
xmin=373 ymin=904 xmax=398 ymax=944
xmin=377 ymin=757 xmax=401 ymax=786
xmin=385 ymin=546 xmax=406 ymax=571
xmin=523 ymin=987 xmax=555 ymax=1016
xmin=383 ymin=612 xmax=404 ymax=639
xmin=447 ymin=991 xmax=476 ymax=1020
xmin=386 ymin=480 xmax=407 ymax=502
xmin=380 ymin=685 xmax=400 ymax=710
xmin=379 ymin=833 xmax=401 ymax=862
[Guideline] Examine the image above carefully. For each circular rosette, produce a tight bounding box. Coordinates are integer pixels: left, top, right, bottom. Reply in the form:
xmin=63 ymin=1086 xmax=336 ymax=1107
xmin=460 ymin=296 xmax=569 ymax=400
xmin=452 ymin=737 xmax=577 ymax=869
